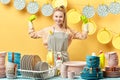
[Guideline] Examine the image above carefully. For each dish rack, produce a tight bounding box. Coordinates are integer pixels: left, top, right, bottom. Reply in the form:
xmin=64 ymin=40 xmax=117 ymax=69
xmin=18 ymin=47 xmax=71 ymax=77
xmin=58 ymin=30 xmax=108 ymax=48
xmin=18 ymin=67 xmax=56 ymax=79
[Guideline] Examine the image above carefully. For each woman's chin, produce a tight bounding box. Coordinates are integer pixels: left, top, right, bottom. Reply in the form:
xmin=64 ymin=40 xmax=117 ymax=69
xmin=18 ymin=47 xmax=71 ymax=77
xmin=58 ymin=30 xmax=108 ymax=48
xmin=56 ymin=23 xmax=62 ymax=26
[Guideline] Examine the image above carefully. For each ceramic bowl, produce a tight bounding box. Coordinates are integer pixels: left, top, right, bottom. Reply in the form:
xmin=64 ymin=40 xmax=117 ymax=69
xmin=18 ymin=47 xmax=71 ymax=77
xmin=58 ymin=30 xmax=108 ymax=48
xmin=63 ymin=61 xmax=86 ymax=76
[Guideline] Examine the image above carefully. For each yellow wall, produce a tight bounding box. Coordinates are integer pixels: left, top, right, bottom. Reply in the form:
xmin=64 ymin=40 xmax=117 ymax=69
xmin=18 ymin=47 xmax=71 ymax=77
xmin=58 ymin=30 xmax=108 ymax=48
xmin=0 ymin=0 xmax=120 ymax=62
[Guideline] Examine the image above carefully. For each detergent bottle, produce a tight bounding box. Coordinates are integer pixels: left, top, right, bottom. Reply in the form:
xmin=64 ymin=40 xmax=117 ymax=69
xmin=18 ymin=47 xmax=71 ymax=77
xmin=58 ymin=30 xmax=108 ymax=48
xmin=56 ymin=52 xmax=63 ymax=69
xmin=46 ymin=50 xmax=54 ymax=66
xmin=98 ymin=51 xmax=105 ymax=69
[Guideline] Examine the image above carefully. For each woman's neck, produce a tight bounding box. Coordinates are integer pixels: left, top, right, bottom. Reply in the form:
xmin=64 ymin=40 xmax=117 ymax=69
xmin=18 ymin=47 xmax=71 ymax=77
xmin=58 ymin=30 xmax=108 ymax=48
xmin=54 ymin=24 xmax=67 ymax=32
xmin=55 ymin=24 xmax=65 ymax=29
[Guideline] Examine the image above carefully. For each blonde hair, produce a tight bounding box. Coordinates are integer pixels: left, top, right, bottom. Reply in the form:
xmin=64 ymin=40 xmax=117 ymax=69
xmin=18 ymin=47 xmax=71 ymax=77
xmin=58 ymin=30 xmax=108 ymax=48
xmin=53 ymin=6 xmax=68 ymax=29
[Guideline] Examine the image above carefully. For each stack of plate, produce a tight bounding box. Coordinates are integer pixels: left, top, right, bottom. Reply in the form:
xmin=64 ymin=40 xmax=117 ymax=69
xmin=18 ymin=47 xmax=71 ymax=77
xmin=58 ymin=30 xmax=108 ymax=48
xmin=8 ymin=52 xmax=21 ymax=75
xmin=103 ymin=71 xmax=120 ymax=78
xmin=20 ymin=55 xmax=41 ymax=78
xmin=105 ymin=66 xmax=120 ymax=71
xmin=0 ymin=52 xmax=6 ymax=78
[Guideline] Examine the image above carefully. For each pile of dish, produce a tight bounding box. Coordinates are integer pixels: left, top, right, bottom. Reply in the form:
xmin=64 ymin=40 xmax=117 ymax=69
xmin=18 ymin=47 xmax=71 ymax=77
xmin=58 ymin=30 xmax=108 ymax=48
xmin=20 ymin=55 xmax=55 ymax=79
xmin=61 ymin=61 xmax=86 ymax=77
xmin=0 ymin=52 xmax=6 ymax=78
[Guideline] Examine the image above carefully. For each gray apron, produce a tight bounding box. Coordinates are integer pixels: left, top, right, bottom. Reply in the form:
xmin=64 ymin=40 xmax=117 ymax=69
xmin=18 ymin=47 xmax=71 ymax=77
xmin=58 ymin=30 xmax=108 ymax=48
xmin=48 ymin=28 xmax=69 ymax=65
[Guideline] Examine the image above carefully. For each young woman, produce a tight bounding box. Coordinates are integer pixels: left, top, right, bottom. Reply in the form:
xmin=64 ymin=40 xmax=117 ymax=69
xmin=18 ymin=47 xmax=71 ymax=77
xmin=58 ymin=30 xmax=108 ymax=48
xmin=28 ymin=6 xmax=89 ymax=66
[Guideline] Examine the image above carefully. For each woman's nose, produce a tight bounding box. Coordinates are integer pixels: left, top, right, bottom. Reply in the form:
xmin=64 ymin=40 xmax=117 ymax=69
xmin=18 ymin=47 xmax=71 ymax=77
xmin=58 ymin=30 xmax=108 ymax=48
xmin=57 ymin=18 xmax=61 ymax=20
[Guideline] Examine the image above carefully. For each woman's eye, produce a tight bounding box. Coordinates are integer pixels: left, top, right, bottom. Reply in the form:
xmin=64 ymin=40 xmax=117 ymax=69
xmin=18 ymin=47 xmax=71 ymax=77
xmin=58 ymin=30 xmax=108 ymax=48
xmin=55 ymin=16 xmax=58 ymax=17
xmin=59 ymin=16 xmax=63 ymax=18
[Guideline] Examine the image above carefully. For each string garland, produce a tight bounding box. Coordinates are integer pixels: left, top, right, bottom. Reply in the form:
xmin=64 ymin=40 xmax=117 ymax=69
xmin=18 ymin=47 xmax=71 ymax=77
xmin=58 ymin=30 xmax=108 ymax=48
xmin=1 ymin=0 xmax=120 ymax=15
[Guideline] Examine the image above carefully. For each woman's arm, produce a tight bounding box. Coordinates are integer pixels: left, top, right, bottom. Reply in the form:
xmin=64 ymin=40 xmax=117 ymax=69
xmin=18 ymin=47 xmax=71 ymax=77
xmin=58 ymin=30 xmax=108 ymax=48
xmin=70 ymin=23 xmax=89 ymax=40
xmin=28 ymin=21 xmax=45 ymax=39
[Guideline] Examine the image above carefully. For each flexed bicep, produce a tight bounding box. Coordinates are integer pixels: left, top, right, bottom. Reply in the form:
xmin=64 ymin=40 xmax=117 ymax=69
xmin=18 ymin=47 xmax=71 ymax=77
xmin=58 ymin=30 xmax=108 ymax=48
xmin=28 ymin=21 xmax=45 ymax=39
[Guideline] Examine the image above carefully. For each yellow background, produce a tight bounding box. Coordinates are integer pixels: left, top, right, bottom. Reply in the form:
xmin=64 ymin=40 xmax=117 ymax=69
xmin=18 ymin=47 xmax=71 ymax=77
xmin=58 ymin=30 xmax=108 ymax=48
xmin=0 ymin=0 xmax=120 ymax=63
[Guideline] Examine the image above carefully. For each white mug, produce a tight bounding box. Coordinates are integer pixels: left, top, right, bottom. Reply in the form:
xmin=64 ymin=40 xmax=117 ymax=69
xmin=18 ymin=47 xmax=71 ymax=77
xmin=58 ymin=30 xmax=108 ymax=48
xmin=6 ymin=62 xmax=17 ymax=79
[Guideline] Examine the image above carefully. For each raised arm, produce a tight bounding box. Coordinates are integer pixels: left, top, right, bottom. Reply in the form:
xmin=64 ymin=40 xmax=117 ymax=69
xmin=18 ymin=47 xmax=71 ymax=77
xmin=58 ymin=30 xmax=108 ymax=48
xmin=71 ymin=23 xmax=89 ymax=40
xmin=28 ymin=15 xmax=45 ymax=39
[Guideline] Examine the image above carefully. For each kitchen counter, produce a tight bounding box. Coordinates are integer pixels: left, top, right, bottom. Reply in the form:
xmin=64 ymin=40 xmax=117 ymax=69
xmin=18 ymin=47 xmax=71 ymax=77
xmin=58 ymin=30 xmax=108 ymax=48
xmin=1 ymin=76 xmax=120 ymax=80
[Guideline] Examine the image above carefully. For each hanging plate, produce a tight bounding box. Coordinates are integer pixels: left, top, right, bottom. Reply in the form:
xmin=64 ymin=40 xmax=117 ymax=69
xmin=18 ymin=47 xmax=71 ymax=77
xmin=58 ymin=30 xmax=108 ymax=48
xmin=14 ymin=0 xmax=26 ymax=10
xmin=112 ymin=34 xmax=120 ymax=49
xmin=82 ymin=5 xmax=95 ymax=18
xmin=0 ymin=0 xmax=10 ymax=4
xmin=41 ymin=4 xmax=54 ymax=16
xmin=97 ymin=28 xmax=112 ymax=44
xmin=109 ymin=2 xmax=120 ymax=14
xmin=52 ymin=0 xmax=67 ymax=8
xmin=27 ymin=1 xmax=39 ymax=14
xmin=97 ymin=4 xmax=109 ymax=17
xmin=67 ymin=9 xmax=81 ymax=24
xmin=82 ymin=21 xmax=97 ymax=35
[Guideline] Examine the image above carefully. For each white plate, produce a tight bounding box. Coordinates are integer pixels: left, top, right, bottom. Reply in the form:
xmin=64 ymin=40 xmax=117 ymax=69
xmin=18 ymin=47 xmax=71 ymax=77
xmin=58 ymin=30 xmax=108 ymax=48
xmin=14 ymin=0 xmax=26 ymax=10
xmin=97 ymin=4 xmax=109 ymax=17
xmin=27 ymin=1 xmax=39 ymax=14
xmin=109 ymin=2 xmax=120 ymax=14
xmin=0 ymin=0 xmax=10 ymax=4
xmin=41 ymin=4 xmax=54 ymax=16
xmin=82 ymin=5 xmax=95 ymax=18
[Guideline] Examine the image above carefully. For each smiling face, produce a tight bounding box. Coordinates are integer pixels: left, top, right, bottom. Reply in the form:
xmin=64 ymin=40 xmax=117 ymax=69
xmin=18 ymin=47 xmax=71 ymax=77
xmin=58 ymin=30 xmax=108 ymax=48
xmin=53 ymin=10 xmax=64 ymax=26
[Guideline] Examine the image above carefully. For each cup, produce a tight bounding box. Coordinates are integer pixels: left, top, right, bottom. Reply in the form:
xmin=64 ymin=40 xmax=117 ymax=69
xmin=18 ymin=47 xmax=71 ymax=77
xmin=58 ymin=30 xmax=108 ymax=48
xmin=61 ymin=71 xmax=67 ymax=78
xmin=6 ymin=62 xmax=17 ymax=79
xmin=60 ymin=64 xmax=67 ymax=72
xmin=68 ymin=71 xmax=75 ymax=79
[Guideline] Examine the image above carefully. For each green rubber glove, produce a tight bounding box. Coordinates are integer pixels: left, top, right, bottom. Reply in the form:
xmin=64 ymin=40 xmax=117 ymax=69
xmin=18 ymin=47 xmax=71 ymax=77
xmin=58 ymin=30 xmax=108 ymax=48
xmin=81 ymin=15 xmax=86 ymax=21
xmin=83 ymin=19 xmax=88 ymax=24
xmin=28 ymin=15 xmax=37 ymax=22
xmin=81 ymin=15 xmax=88 ymax=24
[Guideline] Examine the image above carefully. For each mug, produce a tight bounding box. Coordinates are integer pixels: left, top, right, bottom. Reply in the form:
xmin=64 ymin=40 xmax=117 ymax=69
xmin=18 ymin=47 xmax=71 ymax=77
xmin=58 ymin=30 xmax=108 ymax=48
xmin=68 ymin=71 xmax=75 ymax=79
xmin=6 ymin=62 xmax=17 ymax=79
xmin=105 ymin=52 xmax=118 ymax=67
